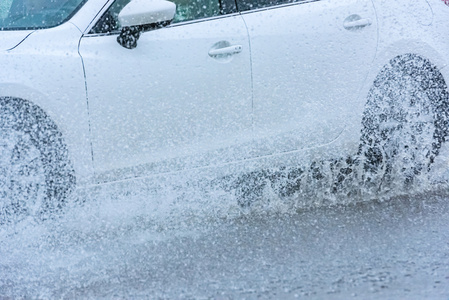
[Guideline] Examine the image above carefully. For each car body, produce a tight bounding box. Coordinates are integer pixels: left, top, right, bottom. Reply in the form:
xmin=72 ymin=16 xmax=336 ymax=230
xmin=1 ymin=0 xmax=449 ymax=218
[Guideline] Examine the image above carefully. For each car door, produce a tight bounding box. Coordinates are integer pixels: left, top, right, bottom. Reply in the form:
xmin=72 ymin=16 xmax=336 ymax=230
xmin=238 ymin=0 xmax=378 ymax=156
xmin=79 ymin=0 xmax=252 ymax=175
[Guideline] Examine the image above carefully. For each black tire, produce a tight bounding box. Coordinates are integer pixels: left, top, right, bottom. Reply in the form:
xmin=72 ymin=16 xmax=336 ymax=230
xmin=0 ymin=97 xmax=75 ymax=222
xmin=359 ymin=54 xmax=449 ymax=192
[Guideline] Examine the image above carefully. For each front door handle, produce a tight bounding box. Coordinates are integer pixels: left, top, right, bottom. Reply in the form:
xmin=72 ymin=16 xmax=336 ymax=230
xmin=208 ymin=45 xmax=243 ymax=57
xmin=344 ymin=15 xmax=372 ymax=30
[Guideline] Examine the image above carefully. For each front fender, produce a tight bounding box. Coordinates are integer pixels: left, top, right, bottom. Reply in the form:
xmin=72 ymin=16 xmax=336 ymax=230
xmin=0 ymin=23 xmax=94 ymax=183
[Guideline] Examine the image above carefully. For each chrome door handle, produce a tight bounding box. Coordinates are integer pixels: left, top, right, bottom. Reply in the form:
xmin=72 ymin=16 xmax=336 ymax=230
xmin=344 ymin=17 xmax=372 ymax=30
xmin=208 ymin=45 xmax=243 ymax=57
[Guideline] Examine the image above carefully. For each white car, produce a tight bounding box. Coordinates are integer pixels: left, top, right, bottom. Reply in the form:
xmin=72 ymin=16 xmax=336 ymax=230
xmin=1 ymin=0 xmax=449 ymax=218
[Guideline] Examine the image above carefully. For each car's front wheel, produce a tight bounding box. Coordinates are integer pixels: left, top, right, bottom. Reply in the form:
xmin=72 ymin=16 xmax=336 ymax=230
xmin=0 ymin=98 xmax=75 ymax=223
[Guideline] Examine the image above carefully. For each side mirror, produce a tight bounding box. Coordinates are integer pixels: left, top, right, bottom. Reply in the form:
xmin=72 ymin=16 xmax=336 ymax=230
xmin=117 ymin=0 xmax=176 ymax=49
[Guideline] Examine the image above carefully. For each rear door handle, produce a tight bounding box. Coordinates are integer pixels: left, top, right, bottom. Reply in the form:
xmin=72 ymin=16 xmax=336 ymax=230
xmin=344 ymin=17 xmax=372 ymax=30
xmin=208 ymin=45 xmax=243 ymax=57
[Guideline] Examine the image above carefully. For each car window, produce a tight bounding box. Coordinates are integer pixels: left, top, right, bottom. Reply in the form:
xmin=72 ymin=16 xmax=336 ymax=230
xmin=0 ymin=0 xmax=87 ymax=30
xmin=0 ymin=0 xmax=14 ymax=19
xmin=174 ymin=0 xmax=220 ymax=22
xmin=91 ymin=0 xmax=221 ymax=34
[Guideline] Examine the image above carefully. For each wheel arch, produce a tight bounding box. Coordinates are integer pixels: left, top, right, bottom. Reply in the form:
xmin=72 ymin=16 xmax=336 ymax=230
xmin=0 ymin=83 xmax=63 ymax=126
xmin=361 ymin=51 xmax=449 ymax=138
xmin=0 ymin=81 xmax=94 ymax=183
xmin=350 ymin=40 xmax=449 ymax=128
xmin=0 ymin=85 xmax=75 ymax=168
xmin=367 ymin=40 xmax=449 ymax=94
xmin=0 ymin=95 xmax=68 ymax=137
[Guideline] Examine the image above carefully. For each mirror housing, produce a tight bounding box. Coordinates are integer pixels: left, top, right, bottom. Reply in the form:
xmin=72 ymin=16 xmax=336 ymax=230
xmin=118 ymin=0 xmax=176 ymax=27
xmin=117 ymin=0 xmax=176 ymax=49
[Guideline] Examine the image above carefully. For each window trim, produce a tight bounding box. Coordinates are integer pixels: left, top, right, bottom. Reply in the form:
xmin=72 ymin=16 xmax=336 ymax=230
xmin=85 ymin=0 xmax=239 ymax=36
xmin=85 ymin=11 xmax=242 ymax=37
xmin=236 ymin=0 xmax=320 ymax=14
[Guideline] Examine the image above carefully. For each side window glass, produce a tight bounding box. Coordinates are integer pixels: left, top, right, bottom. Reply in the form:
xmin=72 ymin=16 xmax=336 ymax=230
xmin=91 ymin=0 xmax=221 ymax=34
xmin=237 ymin=0 xmax=298 ymax=11
xmin=173 ymin=0 xmax=220 ymax=23
xmin=91 ymin=0 xmax=130 ymax=34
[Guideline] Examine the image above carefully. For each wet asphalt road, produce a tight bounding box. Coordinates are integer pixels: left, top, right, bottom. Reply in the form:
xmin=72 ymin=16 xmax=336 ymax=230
xmin=1 ymin=187 xmax=449 ymax=299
